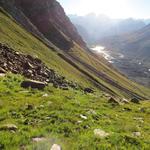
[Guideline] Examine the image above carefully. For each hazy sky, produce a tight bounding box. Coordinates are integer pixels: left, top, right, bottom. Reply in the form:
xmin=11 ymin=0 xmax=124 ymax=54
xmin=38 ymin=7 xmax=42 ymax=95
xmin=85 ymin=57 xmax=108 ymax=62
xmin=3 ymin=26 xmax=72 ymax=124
xmin=57 ymin=0 xmax=150 ymax=19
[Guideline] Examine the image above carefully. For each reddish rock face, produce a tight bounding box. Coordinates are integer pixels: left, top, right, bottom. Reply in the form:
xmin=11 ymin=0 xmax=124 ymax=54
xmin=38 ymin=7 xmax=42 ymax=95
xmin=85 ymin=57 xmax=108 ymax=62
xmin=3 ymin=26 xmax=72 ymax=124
xmin=15 ymin=0 xmax=86 ymax=50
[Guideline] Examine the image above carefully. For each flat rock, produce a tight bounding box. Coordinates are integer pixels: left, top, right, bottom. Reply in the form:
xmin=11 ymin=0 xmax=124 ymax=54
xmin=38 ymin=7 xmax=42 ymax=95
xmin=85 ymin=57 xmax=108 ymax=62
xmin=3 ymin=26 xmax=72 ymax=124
xmin=42 ymin=93 xmax=49 ymax=97
xmin=80 ymin=114 xmax=87 ymax=120
xmin=0 ymin=124 xmax=18 ymax=131
xmin=77 ymin=120 xmax=83 ymax=124
xmin=132 ymin=132 xmax=141 ymax=137
xmin=32 ymin=137 xmax=46 ymax=142
xmin=21 ymin=80 xmax=47 ymax=90
xmin=121 ymin=98 xmax=129 ymax=104
xmin=51 ymin=144 xmax=61 ymax=150
xmin=94 ymin=129 xmax=110 ymax=138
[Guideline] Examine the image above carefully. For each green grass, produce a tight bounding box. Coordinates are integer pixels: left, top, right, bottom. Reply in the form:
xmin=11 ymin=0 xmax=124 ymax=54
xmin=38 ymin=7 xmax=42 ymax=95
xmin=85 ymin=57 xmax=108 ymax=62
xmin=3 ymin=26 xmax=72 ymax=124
xmin=0 ymin=74 xmax=150 ymax=150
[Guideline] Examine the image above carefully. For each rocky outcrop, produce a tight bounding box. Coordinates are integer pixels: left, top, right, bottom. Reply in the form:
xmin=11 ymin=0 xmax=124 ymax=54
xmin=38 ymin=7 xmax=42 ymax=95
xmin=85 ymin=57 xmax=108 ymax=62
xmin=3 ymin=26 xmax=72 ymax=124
xmin=16 ymin=0 xmax=86 ymax=50
xmin=0 ymin=43 xmax=79 ymax=90
xmin=0 ymin=0 xmax=86 ymax=51
xmin=21 ymin=80 xmax=47 ymax=90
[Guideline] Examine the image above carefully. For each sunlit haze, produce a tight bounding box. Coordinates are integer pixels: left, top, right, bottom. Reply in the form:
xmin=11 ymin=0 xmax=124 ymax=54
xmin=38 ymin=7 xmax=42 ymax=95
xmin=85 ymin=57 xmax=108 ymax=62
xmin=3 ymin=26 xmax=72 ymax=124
xmin=58 ymin=0 xmax=150 ymax=19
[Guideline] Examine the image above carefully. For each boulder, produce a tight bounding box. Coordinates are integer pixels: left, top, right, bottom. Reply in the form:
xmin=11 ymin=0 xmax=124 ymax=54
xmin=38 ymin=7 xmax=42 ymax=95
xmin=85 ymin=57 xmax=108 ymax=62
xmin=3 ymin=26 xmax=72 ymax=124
xmin=42 ymin=93 xmax=49 ymax=97
xmin=84 ymin=88 xmax=94 ymax=93
xmin=26 ymin=104 xmax=34 ymax=110
xmin=21 ymin=80 xmax=47 ymax=90
xmin=131 ymin=97 xmax=140 ymax=104
xmin=94 ymin=129 xmax=110 ymax=138
xmin=0 ymin=67 xmax=6 ymax=73
xmin=51 ymin=144 xmax=61 ymax=150
xmin=121 ymin=98 xmax=129 ymax=104
xmin=132 ymin=132 xmax=141 ymax=137
xmin=108 ymin=97 xmax=120 ymax=105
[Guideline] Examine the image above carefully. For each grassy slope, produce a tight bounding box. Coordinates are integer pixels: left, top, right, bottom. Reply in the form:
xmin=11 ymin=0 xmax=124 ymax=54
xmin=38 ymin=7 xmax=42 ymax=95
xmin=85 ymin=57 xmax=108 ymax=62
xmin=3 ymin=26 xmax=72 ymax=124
xmin=0 ymin=9 xmax=92 ymax=87
xmin=0 ymin=74 xmax=150 ymax=150
xmin=69 ymin=44 xmax=150 ymax=98
xmin=0 ymin=8 xmax=150 ymax=99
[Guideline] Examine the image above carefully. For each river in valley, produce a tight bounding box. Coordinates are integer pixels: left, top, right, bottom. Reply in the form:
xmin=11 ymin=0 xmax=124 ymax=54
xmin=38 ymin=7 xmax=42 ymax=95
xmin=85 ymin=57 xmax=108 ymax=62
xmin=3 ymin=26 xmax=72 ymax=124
xmin=90 ymin=45 xmax=150 ymax=87
xmin=91 ymin=46 xmax=114 ymax=63
xmin=90 ymin=45 xmax=124 ymax=63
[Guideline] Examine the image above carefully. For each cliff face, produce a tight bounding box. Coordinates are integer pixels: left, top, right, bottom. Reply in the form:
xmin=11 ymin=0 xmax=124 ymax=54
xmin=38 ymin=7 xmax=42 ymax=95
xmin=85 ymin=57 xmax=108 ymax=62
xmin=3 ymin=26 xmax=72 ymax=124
xmin=0 ymin=0 xmax=86 ymax=50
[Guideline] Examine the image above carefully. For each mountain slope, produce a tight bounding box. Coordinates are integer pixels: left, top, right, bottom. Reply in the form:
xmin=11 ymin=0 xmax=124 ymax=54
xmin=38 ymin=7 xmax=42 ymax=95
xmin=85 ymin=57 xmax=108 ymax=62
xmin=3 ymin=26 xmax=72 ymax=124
xmin=0 ymin=0 xmax=150 ymax=100
xmin=0 ymin=1 xmax=150 ymax=149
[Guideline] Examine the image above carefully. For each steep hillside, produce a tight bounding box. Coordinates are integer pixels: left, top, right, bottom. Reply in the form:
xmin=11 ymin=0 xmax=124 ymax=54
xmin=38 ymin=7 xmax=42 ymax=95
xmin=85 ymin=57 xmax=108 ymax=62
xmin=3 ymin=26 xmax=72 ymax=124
xmin=0 ymin=1 xmax=150 ymax=149
xmin=0 ymin=1 xmax=150 ymax=100
xmin=0 ymin=0 xmax=86 ymax=51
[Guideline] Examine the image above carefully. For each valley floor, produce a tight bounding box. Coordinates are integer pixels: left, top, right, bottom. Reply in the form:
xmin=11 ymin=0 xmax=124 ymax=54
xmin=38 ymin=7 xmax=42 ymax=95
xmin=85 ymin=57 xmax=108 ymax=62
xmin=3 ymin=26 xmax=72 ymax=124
xmin=0 ymin=74 xmax=150 ymax=150
xmin=91 ymin=45 xmax=150 ymax=87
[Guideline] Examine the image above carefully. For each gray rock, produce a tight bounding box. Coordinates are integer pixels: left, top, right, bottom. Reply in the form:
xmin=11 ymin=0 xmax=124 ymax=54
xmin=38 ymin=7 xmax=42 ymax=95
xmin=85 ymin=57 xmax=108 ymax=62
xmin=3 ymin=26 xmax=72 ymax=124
xmin=132 ymin=132 xmax=141 ymax=137
xmin=42 ymin=93 xmax=49 ymax=97
xmin=21 ymin=80 xmax=47 ymax=90
xmin=131 ymin=98 xmax=140 ymax=104
xmin=0 ymin=124 xmax=18 ymax=131
xmin=94 ymin=129 xmax=110 ymax=138
xmin=77 ymin=120 xmax=83 ymax=124
xmin=0 ymin=67 xmax=6 ymax=73
xmin=108 ymin=97 xmax=120 ymax=105
xmin=84 ymin=88 xmax=94 ymax=93
xmin=51 ymin=144 xmax=61 ymax=150
xmin=32 ymin=137 xmax=46 ymax=142
xmin=121 ymin=98 xmax=129 ymax=104
xmin=80 ymin=114 xmax=87 ymax=120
